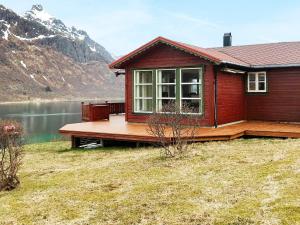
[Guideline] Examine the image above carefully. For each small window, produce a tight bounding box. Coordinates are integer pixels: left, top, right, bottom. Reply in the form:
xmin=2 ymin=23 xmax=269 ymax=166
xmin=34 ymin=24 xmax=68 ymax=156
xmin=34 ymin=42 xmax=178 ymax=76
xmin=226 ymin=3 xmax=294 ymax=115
xmin=247 ymin=72 xmax=267 ymax=92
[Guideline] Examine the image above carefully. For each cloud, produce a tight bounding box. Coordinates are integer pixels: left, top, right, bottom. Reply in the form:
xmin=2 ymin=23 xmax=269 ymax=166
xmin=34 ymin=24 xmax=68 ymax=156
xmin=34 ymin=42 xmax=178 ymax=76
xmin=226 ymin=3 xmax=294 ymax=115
xmin=164 ymin=11 xmax=220 ymax=29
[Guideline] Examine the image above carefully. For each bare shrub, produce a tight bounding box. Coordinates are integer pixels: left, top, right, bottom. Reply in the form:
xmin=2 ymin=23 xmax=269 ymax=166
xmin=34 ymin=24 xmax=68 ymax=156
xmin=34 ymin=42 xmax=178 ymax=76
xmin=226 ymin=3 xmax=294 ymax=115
xmin=0 ymin=120 xmax=24 ymax=191
xmin=147 ymin=102 xmax=200 ymax=158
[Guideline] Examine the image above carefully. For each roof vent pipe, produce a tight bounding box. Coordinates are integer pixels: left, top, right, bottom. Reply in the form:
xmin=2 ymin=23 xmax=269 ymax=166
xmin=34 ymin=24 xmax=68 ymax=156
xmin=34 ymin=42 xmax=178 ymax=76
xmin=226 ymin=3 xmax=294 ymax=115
xmin=223 ymin=33 xmax=232 ymax=47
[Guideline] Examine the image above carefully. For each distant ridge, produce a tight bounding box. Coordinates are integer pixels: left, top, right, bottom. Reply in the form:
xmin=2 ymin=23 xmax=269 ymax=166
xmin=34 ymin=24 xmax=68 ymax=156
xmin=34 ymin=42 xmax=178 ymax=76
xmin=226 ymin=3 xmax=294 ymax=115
xmin=0 ymin=4 xmax=124 ymax=102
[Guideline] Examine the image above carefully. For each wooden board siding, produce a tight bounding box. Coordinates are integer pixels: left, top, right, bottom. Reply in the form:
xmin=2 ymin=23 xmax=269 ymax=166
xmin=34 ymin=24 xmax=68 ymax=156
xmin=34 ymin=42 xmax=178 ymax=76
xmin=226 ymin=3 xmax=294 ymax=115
xmin=246 ymin=68 xmax=300 ymax=122
xmin=124 ymin=43 xmax=215 ymax=126
xmin=217 ymin=71 xmax=246 ymax=125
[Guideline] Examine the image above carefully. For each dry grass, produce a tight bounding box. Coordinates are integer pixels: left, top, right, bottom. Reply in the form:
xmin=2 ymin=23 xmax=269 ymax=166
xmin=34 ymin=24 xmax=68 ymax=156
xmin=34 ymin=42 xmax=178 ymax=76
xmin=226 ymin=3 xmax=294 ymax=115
xmin=0 ymin=138 xmax=299 ymax=225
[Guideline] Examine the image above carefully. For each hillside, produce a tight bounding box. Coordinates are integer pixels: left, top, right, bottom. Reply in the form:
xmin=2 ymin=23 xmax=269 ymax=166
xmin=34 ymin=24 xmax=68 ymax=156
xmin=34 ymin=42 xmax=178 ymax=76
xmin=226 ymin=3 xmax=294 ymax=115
xmin=0 ymin=139 xmax=299 ymax=224
xmin=0 ymin=4 xmax=124 ymax=102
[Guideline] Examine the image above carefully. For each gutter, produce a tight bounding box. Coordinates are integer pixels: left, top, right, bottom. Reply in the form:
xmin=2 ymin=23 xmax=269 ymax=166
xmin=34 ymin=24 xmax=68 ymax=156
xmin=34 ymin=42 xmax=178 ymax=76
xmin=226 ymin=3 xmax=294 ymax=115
xmin=250 ymin=63 xmax=300 ymax=69
xmin=222 ymin=61 xmax=300 ymax=70
xmin=213 ymin=65 xmax=219 ymax=128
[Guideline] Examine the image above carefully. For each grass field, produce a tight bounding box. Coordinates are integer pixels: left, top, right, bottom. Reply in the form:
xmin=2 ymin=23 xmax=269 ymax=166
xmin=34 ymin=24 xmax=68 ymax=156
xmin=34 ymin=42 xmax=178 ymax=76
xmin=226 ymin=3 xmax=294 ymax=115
xmin=0 ymin=139 xmax=299 ymax=225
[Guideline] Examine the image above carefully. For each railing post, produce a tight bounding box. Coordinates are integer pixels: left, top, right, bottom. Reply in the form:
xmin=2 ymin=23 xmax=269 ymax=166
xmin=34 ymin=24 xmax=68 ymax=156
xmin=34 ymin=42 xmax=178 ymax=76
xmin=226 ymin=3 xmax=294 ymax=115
xmin=81 ymin=102 xmax=84 ymax=121
xmin=89 ymin=103 xmax=93 ymax=121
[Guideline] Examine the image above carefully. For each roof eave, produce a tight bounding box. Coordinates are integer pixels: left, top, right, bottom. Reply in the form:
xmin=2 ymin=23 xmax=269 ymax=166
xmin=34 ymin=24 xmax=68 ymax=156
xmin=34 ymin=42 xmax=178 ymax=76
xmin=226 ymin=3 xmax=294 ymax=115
xmin=220 ymin=61 xmax=250 ymax=69
xmin=109 ymin=36 xmax=222 ymax=69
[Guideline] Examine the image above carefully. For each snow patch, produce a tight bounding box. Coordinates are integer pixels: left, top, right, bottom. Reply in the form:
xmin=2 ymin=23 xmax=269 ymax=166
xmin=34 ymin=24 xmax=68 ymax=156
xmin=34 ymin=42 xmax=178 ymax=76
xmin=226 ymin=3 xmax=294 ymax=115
xmin=61 ymin=76 xmax=65 ymax=82
xmin=77 ymin=34 xmax=85 ymax=41
xmin=34 ymin=46 xmax=41 ymax=51
xmin=20 ymin=60 xmax=27 ymax=69
xmin=42 ymin=75 xmax=48 ymax=81
xmin=2 ymin=29 xmax=9 ymax=40
xmin=26 ymin=7 xmax=53 ymax=22
xmin=0 ymin=21 xmax=10 ymax=40
xmin=89 ymin=45 xmax=96 ymax=52
xmin=30 ymin=74 xmax=35 ymax=79
xmin=13 ymin=34 xmax=56 ymax=41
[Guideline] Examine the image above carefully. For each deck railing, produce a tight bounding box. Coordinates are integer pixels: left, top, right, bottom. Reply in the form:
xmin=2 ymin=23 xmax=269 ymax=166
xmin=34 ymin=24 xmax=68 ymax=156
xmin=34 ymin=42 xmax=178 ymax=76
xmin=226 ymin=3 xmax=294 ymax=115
xmin=81 ymin=101 xmax=125 ymax=121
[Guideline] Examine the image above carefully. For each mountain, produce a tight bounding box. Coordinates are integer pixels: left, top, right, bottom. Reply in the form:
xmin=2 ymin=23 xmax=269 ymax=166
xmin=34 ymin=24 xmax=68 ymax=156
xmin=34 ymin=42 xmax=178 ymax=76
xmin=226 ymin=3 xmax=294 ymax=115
xmin=0 ymin=4 xmax=123 ymax=102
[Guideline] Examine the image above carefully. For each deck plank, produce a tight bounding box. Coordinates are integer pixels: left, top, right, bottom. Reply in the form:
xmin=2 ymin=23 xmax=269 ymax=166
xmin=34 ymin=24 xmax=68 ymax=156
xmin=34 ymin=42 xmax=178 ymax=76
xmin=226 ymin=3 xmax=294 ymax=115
xmin=59 ymin=115 xmax=300 ymax=142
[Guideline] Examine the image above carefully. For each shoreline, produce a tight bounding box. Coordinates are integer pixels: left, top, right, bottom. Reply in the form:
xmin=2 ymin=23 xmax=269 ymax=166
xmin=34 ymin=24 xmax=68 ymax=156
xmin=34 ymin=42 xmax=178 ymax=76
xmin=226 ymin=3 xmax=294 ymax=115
xmin=0 ymin=97 xmax=124 ymax=105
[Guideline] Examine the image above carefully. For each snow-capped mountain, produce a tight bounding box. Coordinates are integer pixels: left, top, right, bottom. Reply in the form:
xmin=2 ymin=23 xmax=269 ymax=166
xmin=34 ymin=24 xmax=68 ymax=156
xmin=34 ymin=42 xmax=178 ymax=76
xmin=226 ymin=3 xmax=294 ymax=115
xmin=0 ymin=4 xmax=123 ymax=102
xmin=0 ymin=4 xmax=113 ymax=63
xmin=24 ymin=5 xmax=86 ymax=42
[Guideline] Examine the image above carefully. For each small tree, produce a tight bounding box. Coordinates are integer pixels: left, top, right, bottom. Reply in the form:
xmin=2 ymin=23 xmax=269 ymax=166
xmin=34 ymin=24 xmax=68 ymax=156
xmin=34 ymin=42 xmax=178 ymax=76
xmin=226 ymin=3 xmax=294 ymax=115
xmin=147 ymin=102 xmax=200 ymax=158
xmin=0 ymin=120 xmax=24 ymax=191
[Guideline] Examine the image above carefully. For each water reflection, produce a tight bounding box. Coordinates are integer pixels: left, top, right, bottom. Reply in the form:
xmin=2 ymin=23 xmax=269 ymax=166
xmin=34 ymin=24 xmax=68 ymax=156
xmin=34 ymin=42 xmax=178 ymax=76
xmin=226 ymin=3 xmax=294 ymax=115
xmin=0 ymin=101 xmax=82 ymax=143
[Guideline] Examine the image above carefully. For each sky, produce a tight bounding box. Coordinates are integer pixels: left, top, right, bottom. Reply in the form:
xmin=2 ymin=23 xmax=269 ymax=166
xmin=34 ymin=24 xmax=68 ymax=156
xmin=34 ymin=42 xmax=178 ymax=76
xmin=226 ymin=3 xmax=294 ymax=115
xmin=2 ymin=0 xmax=300 ymax=56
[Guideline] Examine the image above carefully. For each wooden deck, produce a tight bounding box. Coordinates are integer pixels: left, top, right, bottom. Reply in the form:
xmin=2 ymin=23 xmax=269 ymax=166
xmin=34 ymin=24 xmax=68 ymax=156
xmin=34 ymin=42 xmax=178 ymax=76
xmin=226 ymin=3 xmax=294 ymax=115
xmin=59 ymin=115 xmax=300 ymax=146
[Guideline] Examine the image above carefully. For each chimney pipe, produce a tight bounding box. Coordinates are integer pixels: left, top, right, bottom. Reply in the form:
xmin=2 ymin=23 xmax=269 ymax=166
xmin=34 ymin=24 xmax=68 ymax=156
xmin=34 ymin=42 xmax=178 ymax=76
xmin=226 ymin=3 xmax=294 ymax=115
xmin=223 ymin=33 xmax=232 ymax=47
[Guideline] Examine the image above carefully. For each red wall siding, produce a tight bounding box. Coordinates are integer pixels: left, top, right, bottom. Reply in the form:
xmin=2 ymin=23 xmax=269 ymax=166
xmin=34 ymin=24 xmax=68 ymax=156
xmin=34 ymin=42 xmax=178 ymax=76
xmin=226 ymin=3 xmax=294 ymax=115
xmin=246 ymin=68 xmax=300 ymax=122
xmin=217 ymin=71 xmax=245 ymax=125
xmin=124 ymin=43 xmax=215 ymax=126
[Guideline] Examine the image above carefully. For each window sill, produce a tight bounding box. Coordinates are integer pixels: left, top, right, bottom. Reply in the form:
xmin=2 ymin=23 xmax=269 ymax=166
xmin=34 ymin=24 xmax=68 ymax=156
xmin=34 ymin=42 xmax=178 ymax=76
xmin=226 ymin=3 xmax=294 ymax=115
xmin=247 ymin=90 xmax=267 ymax=93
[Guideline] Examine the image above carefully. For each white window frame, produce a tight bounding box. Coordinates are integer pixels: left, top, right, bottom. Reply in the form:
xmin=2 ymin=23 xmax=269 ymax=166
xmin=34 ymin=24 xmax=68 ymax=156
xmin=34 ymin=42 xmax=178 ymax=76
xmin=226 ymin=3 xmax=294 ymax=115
xmin=133 ymin=70 xmax=153 ymax=113
xmin=156 ymin=69 xmax=176 ymax=112
xmin=247 ymin=72 xmax=267 ymax=93
xmin=180 ymin=67 xmax=203 ymax=115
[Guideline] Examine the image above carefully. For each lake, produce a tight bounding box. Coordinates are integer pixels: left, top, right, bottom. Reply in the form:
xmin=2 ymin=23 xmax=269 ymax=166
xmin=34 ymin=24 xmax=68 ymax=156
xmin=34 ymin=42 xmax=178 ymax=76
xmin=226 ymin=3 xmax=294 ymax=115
xmin=0 ymin=101 xmax=82 ymax=143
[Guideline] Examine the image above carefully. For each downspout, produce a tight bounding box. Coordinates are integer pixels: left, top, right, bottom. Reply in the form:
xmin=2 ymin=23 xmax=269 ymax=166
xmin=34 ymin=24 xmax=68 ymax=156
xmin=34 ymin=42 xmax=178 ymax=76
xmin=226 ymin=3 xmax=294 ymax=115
xmin=213 ymin=65 xmax=219 ymax=128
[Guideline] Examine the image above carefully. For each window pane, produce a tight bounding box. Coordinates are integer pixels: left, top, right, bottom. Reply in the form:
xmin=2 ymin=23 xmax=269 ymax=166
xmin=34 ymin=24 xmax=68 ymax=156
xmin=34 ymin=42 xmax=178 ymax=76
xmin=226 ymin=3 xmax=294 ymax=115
xmin=134 ymin=70 xmax=153 ymax=113
xmin=157 ymin=85 xmax=175 ymax=98
xmin=258 ymin=74 xmax=265 ymax=81
xmin=135 ymin=99 xmax=152 ymax=112
xmin=136 ymin=85 xmax=152 ymax=98
xmin=181 ymin=84 xmax=200 ymax=98
xmin=137 ymin=71 xmax=152 ymax=84
xmin=249 ymin=74 xmax=256 ymax=81
xmin=181 ymin=69 xmax=201 ymax=83
xmin=249 ymin=81 xmax=256 ymax=91
xmin=181 ymin=99 xmax=200 ymax=113
xmin=158 ymin=70 xmax=175 ymax=83
xmin=258 ymin=82 xmax=265 ymax=91
xmin=157 ymin=99 xmax=176 ymax=112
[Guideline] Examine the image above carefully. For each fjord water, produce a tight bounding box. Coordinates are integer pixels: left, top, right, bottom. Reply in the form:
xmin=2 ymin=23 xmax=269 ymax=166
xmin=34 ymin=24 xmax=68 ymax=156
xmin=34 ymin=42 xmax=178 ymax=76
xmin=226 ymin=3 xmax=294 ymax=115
xmin=0 ymin=101 xmax=82 ymax=143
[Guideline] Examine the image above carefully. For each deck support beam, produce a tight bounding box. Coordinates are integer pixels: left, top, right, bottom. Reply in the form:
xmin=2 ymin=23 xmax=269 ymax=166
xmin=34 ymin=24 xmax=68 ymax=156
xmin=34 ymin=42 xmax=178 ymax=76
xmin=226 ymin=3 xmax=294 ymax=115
xmin=71 ymin=136 xmax=81 ymax=148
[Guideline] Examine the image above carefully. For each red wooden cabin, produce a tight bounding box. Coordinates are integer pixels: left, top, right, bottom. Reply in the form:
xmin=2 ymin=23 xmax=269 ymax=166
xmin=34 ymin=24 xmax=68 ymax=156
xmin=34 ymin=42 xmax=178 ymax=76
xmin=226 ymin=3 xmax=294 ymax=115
xmin=109 ymin=34 xmax=300 ymax=127
xmin=60 ymin=34 xmax=300 ymax=147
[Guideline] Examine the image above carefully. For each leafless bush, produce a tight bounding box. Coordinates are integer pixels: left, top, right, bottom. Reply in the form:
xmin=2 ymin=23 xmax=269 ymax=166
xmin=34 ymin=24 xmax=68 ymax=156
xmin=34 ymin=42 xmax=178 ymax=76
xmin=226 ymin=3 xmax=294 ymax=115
xmin=147 ymin=102 xmax=200 ymax=158
xmin=0 ymin=120 xmax=24 ymax=191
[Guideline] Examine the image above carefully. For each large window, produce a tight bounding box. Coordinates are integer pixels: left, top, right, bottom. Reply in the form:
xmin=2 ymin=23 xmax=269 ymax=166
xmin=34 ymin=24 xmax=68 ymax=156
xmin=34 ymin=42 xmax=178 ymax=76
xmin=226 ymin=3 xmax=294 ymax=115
xmin=180 ymin=68 xmax=203 ymax=114
xmin=156 ymin=69 xmax=176 ymax=112
xmin=133 ymin=67 xmax=203 ymax=114
xmin=134 ymin=70 xmax=153 ymax=113
xmin=247 ymin=72 xmax=267 ymax=92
